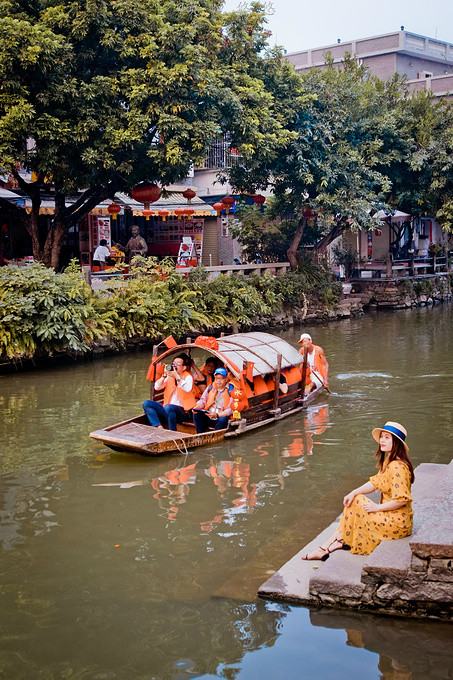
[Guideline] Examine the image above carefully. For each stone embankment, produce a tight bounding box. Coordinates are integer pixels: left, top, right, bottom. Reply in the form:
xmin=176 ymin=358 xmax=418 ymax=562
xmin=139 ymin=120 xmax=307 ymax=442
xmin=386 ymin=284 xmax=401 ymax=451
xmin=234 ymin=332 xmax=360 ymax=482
xmin=351 ymin=273 xmax=451 ymax=310
xmin=258 ymin=460 xmax=453 ymax=620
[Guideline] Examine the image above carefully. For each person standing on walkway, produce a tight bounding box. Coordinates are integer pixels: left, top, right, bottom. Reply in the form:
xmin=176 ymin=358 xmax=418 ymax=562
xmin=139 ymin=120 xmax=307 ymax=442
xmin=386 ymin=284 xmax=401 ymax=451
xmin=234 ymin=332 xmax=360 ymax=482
xmin=302 ymin=421 xmax=414 ymax=560
xmin=142 ymin=354 xmax=196 ymax=431
xmin=92 ymin=239 xmax=111 ymax=271
xmin=297 ymin=333 xmax=329 ymax=392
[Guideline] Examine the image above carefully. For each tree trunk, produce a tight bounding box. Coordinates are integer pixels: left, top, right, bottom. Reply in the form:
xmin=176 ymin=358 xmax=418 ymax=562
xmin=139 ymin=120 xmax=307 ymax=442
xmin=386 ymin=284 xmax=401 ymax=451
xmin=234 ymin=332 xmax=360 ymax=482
xmin=314 ymin=221 xmax=348 ymax=254
xmin=286 ymin=217 xmax=305 ymax=270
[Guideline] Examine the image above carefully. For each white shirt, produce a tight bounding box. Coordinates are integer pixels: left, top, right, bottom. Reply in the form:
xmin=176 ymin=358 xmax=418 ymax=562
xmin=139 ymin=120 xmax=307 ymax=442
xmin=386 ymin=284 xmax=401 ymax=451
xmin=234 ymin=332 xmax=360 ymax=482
xmin=93 ymin=245 xmax=111 ymax=262
xmin=155 ymin=373 xmax=194 ymax=407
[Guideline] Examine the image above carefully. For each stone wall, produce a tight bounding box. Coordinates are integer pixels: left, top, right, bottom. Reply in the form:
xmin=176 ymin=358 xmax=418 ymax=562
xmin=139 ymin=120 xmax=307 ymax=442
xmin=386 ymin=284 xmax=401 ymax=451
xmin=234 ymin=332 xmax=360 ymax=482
xmin=350 ymin=273 xmax=452 ymax=309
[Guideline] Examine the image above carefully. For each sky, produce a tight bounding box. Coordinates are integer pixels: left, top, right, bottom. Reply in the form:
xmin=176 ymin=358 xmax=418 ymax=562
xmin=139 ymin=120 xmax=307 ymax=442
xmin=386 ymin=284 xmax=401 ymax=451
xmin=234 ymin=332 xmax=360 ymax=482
xmin=222 ymin=0 xmax=453 ymax=54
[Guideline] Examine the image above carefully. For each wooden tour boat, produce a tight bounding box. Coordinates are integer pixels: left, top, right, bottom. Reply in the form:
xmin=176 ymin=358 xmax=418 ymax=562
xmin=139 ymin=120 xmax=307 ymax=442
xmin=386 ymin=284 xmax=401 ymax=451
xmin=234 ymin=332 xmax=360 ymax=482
xmin=90 ymin=332 xmax=326 ymax=455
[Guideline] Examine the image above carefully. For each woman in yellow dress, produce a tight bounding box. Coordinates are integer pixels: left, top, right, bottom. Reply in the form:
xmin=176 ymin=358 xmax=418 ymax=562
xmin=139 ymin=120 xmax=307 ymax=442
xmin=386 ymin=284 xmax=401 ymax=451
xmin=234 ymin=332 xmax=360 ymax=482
xmin=302 ymin=421 xmax=414 ymax=560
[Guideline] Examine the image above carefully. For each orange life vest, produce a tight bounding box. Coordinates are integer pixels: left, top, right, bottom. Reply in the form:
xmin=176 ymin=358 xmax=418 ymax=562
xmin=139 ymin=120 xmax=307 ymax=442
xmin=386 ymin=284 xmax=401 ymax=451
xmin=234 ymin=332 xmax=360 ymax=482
xmin=281 ymin=366 xmax=302 ymax=387
xmin=163 ymin=371 xmax=197 ymax=410
xmin=253 ymin=375 xmax=270 ymax=396
xmin=205 ymin=385 xmax=233 ymax=412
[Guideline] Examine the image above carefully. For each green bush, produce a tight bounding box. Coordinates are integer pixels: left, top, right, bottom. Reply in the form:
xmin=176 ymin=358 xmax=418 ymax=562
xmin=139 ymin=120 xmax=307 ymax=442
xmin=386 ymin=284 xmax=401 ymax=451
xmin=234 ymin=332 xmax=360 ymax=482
xmin=0 ymin=263 xmax=114 ymax=359
xmin=0 ymin=259 xmax=343 ymax=360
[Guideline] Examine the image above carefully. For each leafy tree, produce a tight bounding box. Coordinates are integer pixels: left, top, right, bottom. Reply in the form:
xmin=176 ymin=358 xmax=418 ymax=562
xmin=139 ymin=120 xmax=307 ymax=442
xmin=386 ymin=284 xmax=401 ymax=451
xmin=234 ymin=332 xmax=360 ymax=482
xmin=387 ymin=91 xmax=453 ymax=232
xmin=228 ymin=56 xmax=412 ymax=268
xmin=0 ymin=0 xmax=293 ymax=268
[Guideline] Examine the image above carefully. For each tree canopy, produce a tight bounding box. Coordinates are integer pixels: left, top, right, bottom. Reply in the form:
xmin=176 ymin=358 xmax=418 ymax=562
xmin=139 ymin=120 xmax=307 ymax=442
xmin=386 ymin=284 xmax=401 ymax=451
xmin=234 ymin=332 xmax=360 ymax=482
xmin=0 ymin=0 xmax=294 ymax=267
xmin=227 ymin=55 xmax=453 ymax=267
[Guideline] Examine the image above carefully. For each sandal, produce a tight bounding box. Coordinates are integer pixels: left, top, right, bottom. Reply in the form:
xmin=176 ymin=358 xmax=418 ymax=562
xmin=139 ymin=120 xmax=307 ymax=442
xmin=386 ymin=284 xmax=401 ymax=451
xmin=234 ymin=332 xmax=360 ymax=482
xmin=301 ymin=546 xmax=330 ymax=562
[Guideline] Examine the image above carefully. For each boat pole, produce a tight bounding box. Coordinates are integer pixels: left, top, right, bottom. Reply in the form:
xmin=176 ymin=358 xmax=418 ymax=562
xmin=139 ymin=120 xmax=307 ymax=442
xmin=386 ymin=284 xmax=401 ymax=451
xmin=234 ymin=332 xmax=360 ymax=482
xmin=149 ymin=344 xmax=158 ymax=399
xmin=272 ymin=353 xmax=282 ymax=412
xmin=310 ymin=368 xmax=332 ymax=395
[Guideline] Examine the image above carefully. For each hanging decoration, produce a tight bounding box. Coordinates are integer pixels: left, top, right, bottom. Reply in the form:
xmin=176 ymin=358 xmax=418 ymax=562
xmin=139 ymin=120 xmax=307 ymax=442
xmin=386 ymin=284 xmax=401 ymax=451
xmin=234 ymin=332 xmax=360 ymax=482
xmin=213 ymin=202 xmax=225 ymax=216
xmin=221 ymin=195 xmax=235 ymax=214
xmin=182 ymin=188 xmax=196 ymax=204
xmin=142 ymin=209 xmax=154 ymax=221
xmin=107 ymin=203 xmax=121 ymax=220
xmin=131 ymin=182 xmax=161 ymax=209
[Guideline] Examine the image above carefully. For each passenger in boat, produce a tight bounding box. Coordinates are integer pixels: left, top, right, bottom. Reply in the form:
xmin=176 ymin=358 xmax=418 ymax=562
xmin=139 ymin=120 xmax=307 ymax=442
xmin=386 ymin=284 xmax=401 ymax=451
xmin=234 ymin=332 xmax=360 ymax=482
xmin=301 ymin=422 xmax=414 ymax=560
xmin=263 ymin=372 xmax=289 ymax=394
xmin=192 ymin=368 xmax=233 ymax=433
xmin=280 ymin=366 xmax=302 ymax=392
xmin=142 ymin=353 xmax=197 ymax=431
xmin=297 ymin=333 xmax=329 ymax=392
xmin=191 ymin=356 xmax=221 ymax=393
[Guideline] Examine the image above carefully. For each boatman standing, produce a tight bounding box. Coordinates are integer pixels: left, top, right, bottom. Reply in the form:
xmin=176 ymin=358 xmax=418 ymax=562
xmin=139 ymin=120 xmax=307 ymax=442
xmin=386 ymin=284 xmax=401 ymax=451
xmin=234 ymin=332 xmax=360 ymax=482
xmin=297 ymin=333 xmax=329 ymax=393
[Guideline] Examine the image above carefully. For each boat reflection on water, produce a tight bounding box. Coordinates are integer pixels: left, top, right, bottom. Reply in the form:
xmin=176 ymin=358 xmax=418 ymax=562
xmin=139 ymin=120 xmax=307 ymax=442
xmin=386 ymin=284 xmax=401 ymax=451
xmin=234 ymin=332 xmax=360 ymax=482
xmin=310 ymin=608 xmax=453 ymax=680
xmin=92 ymin=402 xmax=331 ymax=531
xmin=280 ymin=403 xmax=330 ymax=458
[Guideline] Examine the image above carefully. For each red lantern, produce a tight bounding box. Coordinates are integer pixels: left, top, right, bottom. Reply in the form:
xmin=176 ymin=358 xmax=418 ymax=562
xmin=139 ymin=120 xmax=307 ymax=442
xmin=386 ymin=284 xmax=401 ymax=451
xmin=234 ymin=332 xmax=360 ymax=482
xmin=174 ymin=208 xmax=185 ymax=219
xmin=222 ymin=195 xmax=235 ymax=214
xmin=183 ymin=208 xmax=195 ymax=219
xmin=107 ymin=203 xmax=121 ymax=220
xmin=158 ymin=209 xmax=169 ymax=222
xmin=142 ymin=209 xmax=154 ymax=221
xmin=213 ymin=202 xmax=225 ymax=216
xmin=131 ymin=182 xmax=161 ymax=209
xmin=182 ymin=188 xmax=196 ymax=204
xmin=253 ymin=194 xmax=266 ymax=205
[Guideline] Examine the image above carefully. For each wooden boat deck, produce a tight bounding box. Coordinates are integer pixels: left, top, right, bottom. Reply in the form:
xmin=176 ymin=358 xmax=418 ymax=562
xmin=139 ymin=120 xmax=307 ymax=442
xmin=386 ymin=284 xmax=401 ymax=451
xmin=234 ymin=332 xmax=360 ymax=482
xmin=90 ymin=415 xmax=226 ymax=455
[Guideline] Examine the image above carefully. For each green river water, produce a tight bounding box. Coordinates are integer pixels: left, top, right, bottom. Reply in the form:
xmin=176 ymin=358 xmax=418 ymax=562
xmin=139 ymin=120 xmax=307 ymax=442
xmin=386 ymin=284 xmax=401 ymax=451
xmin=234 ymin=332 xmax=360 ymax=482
xmin=0 ymin=303 xmax=452 ymax=680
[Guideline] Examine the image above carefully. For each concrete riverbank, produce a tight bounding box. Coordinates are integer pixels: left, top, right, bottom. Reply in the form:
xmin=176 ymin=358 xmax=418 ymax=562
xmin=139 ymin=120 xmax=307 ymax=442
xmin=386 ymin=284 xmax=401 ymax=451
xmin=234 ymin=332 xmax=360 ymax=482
xmin=258 ymin=460 xmax=453 ymax=620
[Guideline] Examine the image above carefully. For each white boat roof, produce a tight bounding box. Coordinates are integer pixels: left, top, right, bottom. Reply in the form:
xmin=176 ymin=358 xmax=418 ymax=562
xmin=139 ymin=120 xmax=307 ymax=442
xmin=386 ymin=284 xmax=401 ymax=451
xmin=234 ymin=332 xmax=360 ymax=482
xmin=215 ymin=332 xmax=302 ymax=376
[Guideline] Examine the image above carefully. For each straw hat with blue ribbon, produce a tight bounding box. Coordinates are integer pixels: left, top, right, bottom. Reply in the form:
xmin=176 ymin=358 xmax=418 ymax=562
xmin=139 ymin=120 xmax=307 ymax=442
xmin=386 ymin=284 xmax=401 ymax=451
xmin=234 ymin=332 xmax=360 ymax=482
xmin=372 ymin=421 xmax=408 ymax=452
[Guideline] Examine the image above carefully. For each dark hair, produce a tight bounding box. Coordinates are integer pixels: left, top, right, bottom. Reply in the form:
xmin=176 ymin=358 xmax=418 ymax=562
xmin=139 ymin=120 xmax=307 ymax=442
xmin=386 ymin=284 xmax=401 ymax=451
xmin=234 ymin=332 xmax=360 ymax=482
xmin=100 ymin=239 xmax=108 ymax=246
xmin=205 ymin=357 xmax=220 ymax=367
xmin=175 ymin=353 xmax=191 ymax=368
xmin=375 ymin=434 xmax=414 ymax=483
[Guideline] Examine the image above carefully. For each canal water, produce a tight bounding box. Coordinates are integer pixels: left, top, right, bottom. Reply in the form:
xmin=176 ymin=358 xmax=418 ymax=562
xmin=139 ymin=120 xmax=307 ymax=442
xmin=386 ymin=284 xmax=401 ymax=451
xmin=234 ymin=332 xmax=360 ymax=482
xmin=0 ymin=304 xmax=452 ymax=680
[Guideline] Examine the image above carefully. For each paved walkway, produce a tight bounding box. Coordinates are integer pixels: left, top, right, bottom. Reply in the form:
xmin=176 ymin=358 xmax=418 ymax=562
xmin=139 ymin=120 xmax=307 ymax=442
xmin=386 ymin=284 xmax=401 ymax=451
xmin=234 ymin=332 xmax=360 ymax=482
xmin=258 ymin=460 xmax=453 ymax=620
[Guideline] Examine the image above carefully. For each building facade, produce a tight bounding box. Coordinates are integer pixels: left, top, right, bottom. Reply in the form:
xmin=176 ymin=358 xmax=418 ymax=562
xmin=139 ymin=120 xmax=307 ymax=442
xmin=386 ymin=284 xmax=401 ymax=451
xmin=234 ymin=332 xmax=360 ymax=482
xmin=285 ymin=30 xmax=453 ymax=98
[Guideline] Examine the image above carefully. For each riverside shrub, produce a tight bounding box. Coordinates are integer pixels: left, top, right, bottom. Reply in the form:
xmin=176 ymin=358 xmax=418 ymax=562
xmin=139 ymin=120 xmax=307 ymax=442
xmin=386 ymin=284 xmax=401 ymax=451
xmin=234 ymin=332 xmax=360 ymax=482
xmin=0 ymin=260 xmax=341 ymax=360
xmin=0 ymin=263 xmax=114 ymax=359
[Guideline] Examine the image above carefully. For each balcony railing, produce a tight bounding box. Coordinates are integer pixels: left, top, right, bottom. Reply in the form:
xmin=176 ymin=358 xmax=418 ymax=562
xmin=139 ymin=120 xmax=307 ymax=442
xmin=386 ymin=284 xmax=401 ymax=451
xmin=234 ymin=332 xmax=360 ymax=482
xmin=197 ymin=136 xmax=241 ymax=170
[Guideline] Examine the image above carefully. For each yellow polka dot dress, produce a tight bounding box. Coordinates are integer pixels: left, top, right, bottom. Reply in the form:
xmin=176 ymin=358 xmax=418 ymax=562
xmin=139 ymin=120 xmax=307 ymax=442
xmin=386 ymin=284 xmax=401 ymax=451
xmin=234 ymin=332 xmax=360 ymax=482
xmin=339 ymin=460 xmax=413 ymax=555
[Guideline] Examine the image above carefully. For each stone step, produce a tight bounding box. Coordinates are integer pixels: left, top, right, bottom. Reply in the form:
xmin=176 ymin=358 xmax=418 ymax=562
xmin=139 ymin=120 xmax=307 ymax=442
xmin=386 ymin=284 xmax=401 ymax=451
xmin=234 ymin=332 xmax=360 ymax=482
xmin=259 ymin=461 xmax=453 ymax=618
xmin=409 ymin=460 xmax=453 ymax=560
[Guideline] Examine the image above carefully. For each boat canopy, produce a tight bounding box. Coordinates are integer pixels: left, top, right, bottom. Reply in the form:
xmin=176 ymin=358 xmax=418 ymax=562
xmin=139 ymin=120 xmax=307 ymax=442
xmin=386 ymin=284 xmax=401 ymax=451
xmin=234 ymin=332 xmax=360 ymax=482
xmin=155 ymin=332 xmax=302 ymax=377
xmin=215 ymin=332 xmax=302 ymax=376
